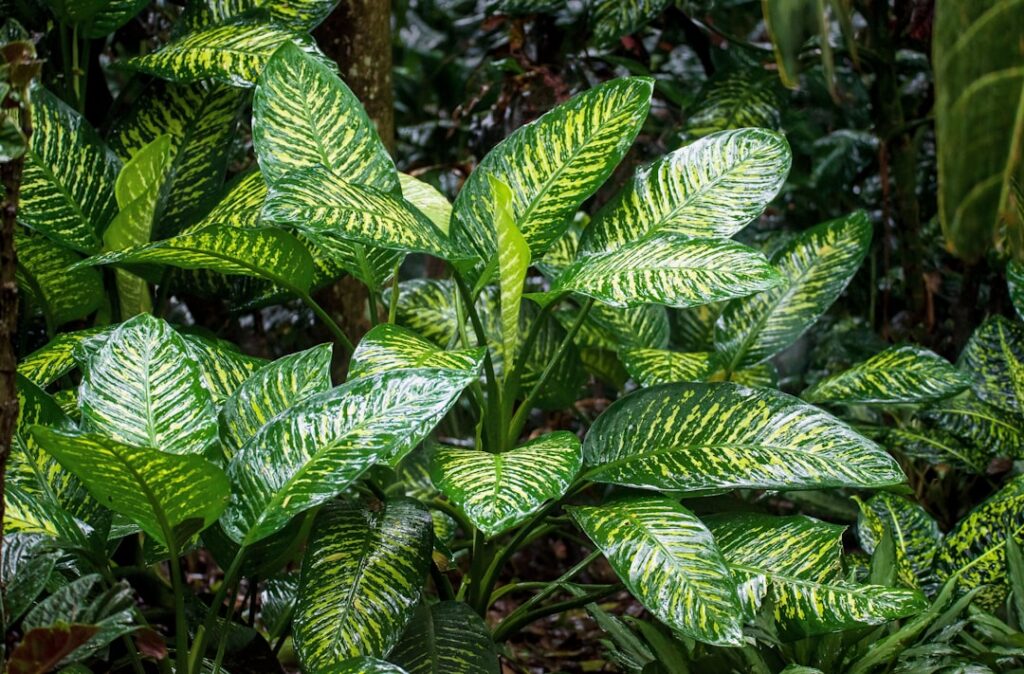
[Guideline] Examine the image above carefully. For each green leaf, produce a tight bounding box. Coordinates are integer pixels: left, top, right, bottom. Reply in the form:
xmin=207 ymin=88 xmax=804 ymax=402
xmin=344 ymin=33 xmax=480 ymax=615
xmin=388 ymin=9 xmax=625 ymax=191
xmin=1009 ymin=260 xmax=1024 ymax=320
xmin=583 ymin=382 xmax=905 ymax=491
xmin=491 ymin=176 xmax=531 ymax=376
xmin=20 ymin=85 xmax=119 ymax=253
xmin=802 ymin=345 xmax=970 ymax=405
xmin=886 ymin=424 xmax=989 ymax=473
xmin=76 ymin=314 xmax=218 ymax=457
xmin=31 ymin=429 xmax=229 ymax=549
xmin=348 ymin=324 xmax=485 ymax=381
xmin=716 ymin=212 xmax=872 ymax=369
xmin=3 ymin=534 xmax=58 ymax=625
xmin=389 ymin=601 xmax=500 ymax=674
xmin=181 ymin=333 xmax=268 ymax=405
xmin=567 ymin=494 xmax=744 ymax=646
xmin=855 ymin=493 xmax=942 ymax=592
xmin=937 ymin=475 xmax=1024 ymax=607
xmin=922 ymin=393 xmax=1024 ymax=459
xmin=620 ymin=348 xmax=719 ymax=387
xmin=222 ymin=367 xmax=476 ymax=544
xmin=685 ymin=69 xmax=781 ymax=138
xmin=590 ymin=0 xmax=672 ymax=46
xmin=558 ymin=302 xmax=669 ymax=351
xmin=219 ymin=344 xmax=333 ymax=458
xmin=334 ymin=658 xmax=410 ymax=674
xmin=46 ymin=0 xmax=148 ymax=37
xmin=109 ymin=80 xmax=244 ymax=237
xmin=554 ymin=234 xmax=782 ymax=308
xmin=959 ymin=316 xmax=1024 ymax=417
xmin=580 ymin=129 xmax=791 ymax=256
xmin=14 ymin=227 xmax=103 ymax=327
xmin=707 ymin=513 xmax=926 ymax=640
xmin=294 ymin=497 xmax=432 ymax=669
xmin=429 ymin=431 xmax=581 ymax=537
xmin=933 ymin=0 xmax=1024 ymax=261
xmin=452 ymin=77 xmax=652 ymax=260
xmin=400 ymin=173 xmax=451 ymax=235
xmin=253 ymin=42 xmax=398 ymax=190
xmin=182 ymin=0 xmax=338 ymax=31
xmin=125 ymin=21 xmax=327 ymax=87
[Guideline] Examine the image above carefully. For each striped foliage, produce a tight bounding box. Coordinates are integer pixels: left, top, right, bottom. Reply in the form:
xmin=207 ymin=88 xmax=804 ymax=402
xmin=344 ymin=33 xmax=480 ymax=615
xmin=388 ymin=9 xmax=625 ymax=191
xmin=181 ymin=0 xmax=338 ymax=30
xmin=536 ymin=222 xmax=581 ymax=281
xmin=707 ymin=513 xmax=926 ymax=639
xmin=20 ymin=86 xmax=119 ymax=253
xmin=493 ymin=177 xmax=530 ymax=374
xmin=181 ymin=333 xmax=268 ymax=404
xmin=554 ymin=234 xmax=781 ymax=308
xmin=429 ymin=432 xmax=582 ymax=537
xmin=389 ymin=601 xmax=500 ymax=674
xmin=670 ymin=302 xmax=722 ymax=351
xmin=222 ymin=367 xmax=475 ymax=544
xmin=31 ymin=428 xmax=229 ymax=549
xmin=886 ymin=424 xmax=989 ymax=473
xmin=580 ymin=129 xmax=791 ymax=256
xmin=109 ymin=80 xmax=243 ymax=237
xmin=620 ymin=348 xmax=719 ymax=387
xmin=253 ymin=43 xmax=398 ymax=189
xmin=48 ymin=0 xmax=149 ymax=37
xmin=125 ymin=21 xmax=325 ymax=87
xmin=400 ymin=173 xmax=451 ymax=235
xmin=937 ymin=475 xmax=1024 ymax=607
xmin=716 ymin=212 xmax=872 ymax=369
xmin=560 ymin=302 xmax=670 ymax=351
xmin=856 ymin=493 xmax=942 ymax=592
xmin=335 ymin=658 xmax=409 ymax=674
xmin=568 ymin=494 xmax=744 ymax=646
xmin=923 ymin=393 xmax=1024 ymax=459
xmin=452 ymin=78 xmax=652 ymax=261
xmin=685 ymin=69 xmax=781 ymax=138
xmin=590 ymin=0 xmax=672 ymax=46
xmin=219 ymin=344 xmax=332 ymax=458
xmin=583 ymin=382 xmax=904 ymax=492
xmin=959 ymin=316 xmax=1024 ymax=417
xmin=348 ymin=324 xmax=484 ymax=381
xmin=17 ymin=328 xmax=107 ymax=388
xmin=77 ymin=314 xmax=218 ymax=457
xmin=725 ymin=362 xmax=778 ymax=387
xmin=295 ymin=498 xmax=432 ymax=670
xmin=387 ymin=279 xmax=465 ymax=346
xmin=802 ymin=345 xmax=970 ymax=405
xmin=14 ymin=227 xmax=103 ymax=327
xmin=1010 ymin=260 xmax=1024 ymax=320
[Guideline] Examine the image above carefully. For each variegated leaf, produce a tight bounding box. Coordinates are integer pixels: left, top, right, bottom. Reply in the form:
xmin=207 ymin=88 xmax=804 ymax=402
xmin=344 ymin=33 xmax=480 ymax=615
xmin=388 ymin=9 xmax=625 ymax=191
xmin=219 ymin=344 xmax=332 ymax=458
xmin=253 ymin=42 xmax=398 ymax=190
xmin=109 ymin=80 xmax=244 ymax=237
xmin=125 ymin=21 xmax=326 ymax=87
xmin=922 ymin=392 xmax=1024 ymax=459
xmin=31 ymin=428 xmax=229 ymax=549
xmin=295 ymin=498 xmax=432 ymax=670
xmin=886 ymin=424 xmax=989 ymax=473
xmin=590 ymin=0 xmax=672 ymax=46
xmin=802 ymin=345 xmax=970 ymax=405
xmin=716 ymin=212 xmax=872 ymax=369
xmin=1009 ymin=260 xmax=1024 ymax=320
xmin=452 ymin=77 xmax=652 ymax=261
xmin=959 ymin=316 xmax=1024 ymax=418
xmin=580 ymin=129 xmax=791 ymax=256
xmin=670 ymin=303 xmax=722 ymax=351
xmin=726 ymin=362 xmax=778 ymax=388
xmin=14 ymin=227 xmax=103 ymax=327
xmin=47 ymin=0 xmax=149 ymax=37
xmin=182 ymin=0 xmax=338 ymax=30
xmin=554 ymin=234 xmax=781 ymax=308
xmin=855 ymin=493 xmax=942 ymax=592
xmin=937 ymin=475 xmax=1024 ymax=607
xmin=685 ymin=69 xmax=781 ymax=138
xmin=567 ymin=494 xmax=744 ymax=646
xmin=17 ymin=328 xmax=107 ymax=388
xmin=429 ymin=431 xmax=581 ymax=537
xmin=334 ymin=657 xmax=410 ymax=674
xmin=20 ymin=85 xmax=119 ymax=253
xmin=559 ymin=302 xmax=670 ymax=351
xmin=222 ymin=367 xmax=475 ymax=544
xmin=389 ymin=601 xmax=500 ymax=674
xmin=348 ymin=324 xmax=484 ymax=381
xmin=181 ymin=333 xmax=268 ymax=405
xmin=620 ymin=348 xmax=719 ymax=387
xmin=583 ymin=382 xmax=905 ymax=491
xmin=400 ymin=173 xmax=451 ymax=235
xmin=492 ymin=176 xmax=530 ymax=375
xmin=707 ymin=513 xmax=926 ymax=639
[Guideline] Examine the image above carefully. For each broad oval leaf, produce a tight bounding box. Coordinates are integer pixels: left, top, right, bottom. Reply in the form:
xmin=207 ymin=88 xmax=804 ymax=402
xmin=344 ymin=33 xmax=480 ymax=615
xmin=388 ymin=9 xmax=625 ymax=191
xmin=590 ymin=0 xmax=672 ymax=46
xmin=802 ymin=345 xmax=969 ymax=405
xmin=558 ymin=302 xmax=670 ymax=351
xmin=15 ymin=227 xmax=104 ymax=327
xmin=685 ymin=69 xmax=781 ymax=138
xmin=452 ymin=77 xmax=652 ymax=260
xmin=77 ymin=314 xmax=218 ymax=457
xmin=400 ymin=173 xmax=451 ymax=235
xmin=30 ymin=428 xmax=229 ymax=549
xmin=429 ymin=431 xmax=581 ymax=537
xmin=567 ymin=494 xmax=744 ymax=646
xmin=716 ymin=212 xmax=872 ymax=369
xmin=922 ymin=392 xmax=1024 ymax=459
xmin=348 ymin=324 xmax=484 ymax=381
xmin=583 ymin=382 xmax=905 ymax=491
xmin=389 ymin=601 xmax=500 ymax=674
xmin=222 ymin=367 xmax=476 ymax=544
xmin=855 ymin=493 xmax=942 ymax=593
xmin=621 ymin=348 xmax=719 ymax=387
xmin=295 ymin=497 xmax=432 ymax=670
xmin=553 ymin=234 xmax=781 ymax=308
xmin=182 ymin=0 xmax=338 ymax=31
xmin=959 ymin=316 xmax=1024 ymax=417
xmin=47 ymin=0 xmax=149 ymax=37
xmin=181 ymin=332 xmax=268 ymax=405
xmin=580 ymin=129 xmax=791 ymax=256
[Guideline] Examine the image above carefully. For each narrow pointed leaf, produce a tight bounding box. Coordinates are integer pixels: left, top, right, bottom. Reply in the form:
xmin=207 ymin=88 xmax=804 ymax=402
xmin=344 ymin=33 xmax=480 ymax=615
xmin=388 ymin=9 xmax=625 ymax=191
xmin=803 ymin=345 xmax=970 ymax=405
xmin=348 ymin=324 xmax=484 ymax=381
xmin=400 ymin=173 xmax=451 ymax=235
xmin=716 ymin=212 xmax=872 ymax=369
xmin=295 ymin=498 xmax=432 ymax=669
xmin=621 ymin=348 xmax=719 ymax=387
xmin=583 ymin=382 xmax=905 ymax=491
xmin=567 ymin=494 xmax=744 ymax=646
xmin=959 ymin=316 xmax=1024 ymax=417
xmin=922 ymin=393 xmax=1024 ymax=459
xmin=389 ymin=601 xmax=500 ymax=674
xmin=554 ymin=234 xmax=781 ymax=308
xmin=580 ymin=129 xmax=791 ymax=256
xmin=429 ymin=432 xmax=581 ymax=537
xmin=14 ymin=227 xmax=103 ymax=327
xmin=492 ymin=176 xmax=530 ymax=375
xmin=855 ymin=493 xmax=942 ymax=592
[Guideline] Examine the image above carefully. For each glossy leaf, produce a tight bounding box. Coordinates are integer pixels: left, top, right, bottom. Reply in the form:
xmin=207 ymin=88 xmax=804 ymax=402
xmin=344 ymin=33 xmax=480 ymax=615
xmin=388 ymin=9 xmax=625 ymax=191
xmin=590 ymin=0 xmax=672 ymax=46
xmin=583 ymin=303 xmax=670 ymax=350
xmin=181 ymin=333 xmax=268 ymax=405
xmin=581 ymin=129 xmax=791 ymax=256
xmin=222 ymin=367 xmax=476 ymax=544
xmin=716 ymin=212 xmax=872 ymax=369
xmin=452 ymin=77 xmax=652 ymax=260
xmin=182 ymin=0 xmax=338 ymax=30
xmin=2 ymin=534 xmax=58 ymax=625
xmin=686 ymin=69 xmax=781 ymax=138
xmin=400 ymin=173 xmax=451 ymax=235
xmin=886 ymin=424 xmax=989 ymax=473
xmin=583 ymin=382 xmax=905 ymax=491
xmin=923 ymin=393 xmax=1024 ymax=459
xmin=492 ymin=176 xmax=530 ymax=375
xmin=429 ymin=432 xmax=581 ymax=537
xmin=855 ymin=493 xmax=942 ymax=592
xmin=554 ymin=234 xmax=781 ymax=308
xmin=568 ymin=494 xmax=744 ymax=646
xmin=802 ymin=345 xmax=970 ymax=405
xmin=14 ymin=227 xmax=103 ymax=327
xmin=389 ymin=601 xmax=500 ymax=674
xmin=348 ymin=324 xmax=484 ymax=381
xmin=621 ymin=348 xmax=718 ymax=387
xmin=959 ymin=316 xmax=1024 ymax=417
xmin=46 ymin=0 xmax=149 ymax=37
xmin=335 ymin=658 xmax=410 ymax=674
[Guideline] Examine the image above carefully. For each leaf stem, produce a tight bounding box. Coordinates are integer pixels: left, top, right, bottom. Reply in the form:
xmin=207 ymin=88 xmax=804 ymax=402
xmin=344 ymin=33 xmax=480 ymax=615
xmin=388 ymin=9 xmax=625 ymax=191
xmin=492 ymin=581 xmax=619 ymax=642
xmin=188 ymin=546 xmax=248 ymax=672
xmin=453 ymin=271 xmax=502 ymax=453
xmin=297 ymin=290 xmax=355 ymax=354
xmin=367 ymin=288 xmax=380 ymax=327
xmin=388 ymin=260 xmax=401 ymax=323
xmin=499 ymin=295 xmax=563 ymax=445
